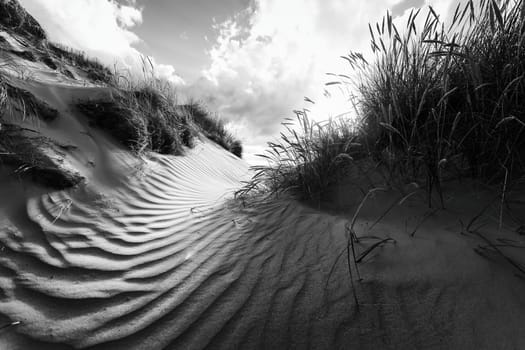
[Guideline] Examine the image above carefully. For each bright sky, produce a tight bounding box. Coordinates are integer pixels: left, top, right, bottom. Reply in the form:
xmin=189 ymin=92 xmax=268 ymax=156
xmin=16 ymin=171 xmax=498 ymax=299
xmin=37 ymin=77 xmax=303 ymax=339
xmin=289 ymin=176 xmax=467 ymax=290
xmin=18 ymin=0 xmax=459 ymax=165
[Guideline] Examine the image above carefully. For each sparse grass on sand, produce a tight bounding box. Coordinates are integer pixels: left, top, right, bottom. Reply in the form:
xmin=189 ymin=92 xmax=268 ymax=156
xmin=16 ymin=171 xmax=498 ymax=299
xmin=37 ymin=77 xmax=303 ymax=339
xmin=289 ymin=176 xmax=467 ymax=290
xmin=239 ymin=0 xmax=525 ymax=207
xmin=1 ymin=57 xmax=58 ymax=123
xmin=236 ymin=110 xmax=364 ymax=202
xmin=77 ymin=60 xmax=242 ymax=158
xmin=2 ymin=80 xmax=59 ymax=122
xmin=47 ymin=43 xmax=113 ymax=84
xmin=181 ymin=100 xmax=243 ymax=157
xmin=0 ymin=0 xmax=46 ymax=41
xmin=0 ymin=69 xmax=83 ymax=189
xmin=77 ymin=83 xmax=194 ymax=155
xmin=0 ymin=124 xmax=84 ymax=189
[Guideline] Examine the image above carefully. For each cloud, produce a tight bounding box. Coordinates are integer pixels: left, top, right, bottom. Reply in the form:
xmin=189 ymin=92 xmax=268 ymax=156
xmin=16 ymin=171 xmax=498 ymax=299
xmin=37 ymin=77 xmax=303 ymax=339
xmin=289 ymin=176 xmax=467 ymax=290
xmin=115 ymin=4 xmax=143 ymax=28
xmin=18 ymin=0 xmax=185 ymax=84
xmin=153 ymin=61 xmax=186 ymax=85
xmin=193 ymin=0 xmax=459 ymax=163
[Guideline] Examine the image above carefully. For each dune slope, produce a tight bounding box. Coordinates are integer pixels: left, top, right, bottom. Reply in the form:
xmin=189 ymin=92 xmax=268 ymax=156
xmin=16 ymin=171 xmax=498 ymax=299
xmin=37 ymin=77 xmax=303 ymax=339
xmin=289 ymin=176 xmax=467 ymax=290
xmin=1 ymin=119 xmax=525 ymax=350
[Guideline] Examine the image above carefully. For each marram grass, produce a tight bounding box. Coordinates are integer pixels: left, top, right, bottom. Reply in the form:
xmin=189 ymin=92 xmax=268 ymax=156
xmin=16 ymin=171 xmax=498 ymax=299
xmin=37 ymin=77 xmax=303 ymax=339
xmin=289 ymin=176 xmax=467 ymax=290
xmin=240 ymin=0 xmax=525 ymax=207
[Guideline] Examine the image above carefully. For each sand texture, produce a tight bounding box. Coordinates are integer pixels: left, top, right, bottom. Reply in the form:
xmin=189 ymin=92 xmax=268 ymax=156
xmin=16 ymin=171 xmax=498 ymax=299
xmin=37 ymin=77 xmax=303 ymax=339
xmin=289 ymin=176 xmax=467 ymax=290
xmin=1 ymin=136 xmax=525 ymax=349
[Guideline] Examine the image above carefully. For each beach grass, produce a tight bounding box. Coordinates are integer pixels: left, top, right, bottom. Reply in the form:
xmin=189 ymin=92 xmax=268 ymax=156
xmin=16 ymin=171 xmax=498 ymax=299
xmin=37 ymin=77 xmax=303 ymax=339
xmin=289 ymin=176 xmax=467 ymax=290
xmin=48 ymin=43 xmax=113 ymax=84
xmin=76 ymin=58 xmax=242 ymax=157
xmin=0 ymin=0 xmax=46 ymax=41
xmin=181 ymin=101 xmax=243 ymax=157
xmin=77 ymin=85 xmax=194 ymax=155
xmin=240 ymin=0 xmax=525 ymax=207
xmin=236 ymin=110 xmax=362 ymax=202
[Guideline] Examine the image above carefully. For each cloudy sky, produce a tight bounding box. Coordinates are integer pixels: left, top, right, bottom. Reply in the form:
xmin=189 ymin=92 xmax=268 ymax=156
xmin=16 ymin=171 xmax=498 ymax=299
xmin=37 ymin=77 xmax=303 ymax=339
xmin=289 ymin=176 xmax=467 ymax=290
xmin=18 ymin=0 xmax=459 ymax=164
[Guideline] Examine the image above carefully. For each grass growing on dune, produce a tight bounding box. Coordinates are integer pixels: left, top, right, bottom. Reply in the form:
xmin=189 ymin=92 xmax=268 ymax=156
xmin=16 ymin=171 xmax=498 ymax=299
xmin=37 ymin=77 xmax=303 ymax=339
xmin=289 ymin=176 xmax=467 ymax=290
xmin=0 ymin=70 xmax=82 ymax=189
xmin=181 ymin=101 xmax=243 ymax=157
xmin=77 ymin=80 xmax=194 ymax=155
xmin=2 ymin=82 xmax=59 ymax=122
xmin=0 ymin=0 xmax=111 ymax=82
xmin=77 ymin=59 xmax=242 ymax=157
xmin=236 ymin=110 xmax=366 ymax=202
xmin=0 ymin=0 xmax=46 ymax=41
xmin=0 ymin=63 xmax=58 ymax=123
xmin=241 ymin=0 xmax=525 ymax=207
xmin=348 ymin=0 xmax=525 ymax=206
xmin=47 ymin=43 xmax=113 ymax=84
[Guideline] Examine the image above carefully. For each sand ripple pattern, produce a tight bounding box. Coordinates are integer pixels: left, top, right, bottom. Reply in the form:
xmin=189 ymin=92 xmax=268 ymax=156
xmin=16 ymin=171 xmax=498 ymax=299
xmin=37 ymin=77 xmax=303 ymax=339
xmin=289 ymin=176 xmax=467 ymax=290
xmin=2 ymin=143 xmax=525 ymax=350
xmin=0 ymin=143 xmax=357 ymax=349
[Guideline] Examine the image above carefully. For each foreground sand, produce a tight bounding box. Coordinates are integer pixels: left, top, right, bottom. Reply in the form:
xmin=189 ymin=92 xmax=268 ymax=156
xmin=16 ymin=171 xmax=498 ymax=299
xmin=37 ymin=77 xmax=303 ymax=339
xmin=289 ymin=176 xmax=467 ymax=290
xmin=1 ymin=129 xmax=525 ymax=349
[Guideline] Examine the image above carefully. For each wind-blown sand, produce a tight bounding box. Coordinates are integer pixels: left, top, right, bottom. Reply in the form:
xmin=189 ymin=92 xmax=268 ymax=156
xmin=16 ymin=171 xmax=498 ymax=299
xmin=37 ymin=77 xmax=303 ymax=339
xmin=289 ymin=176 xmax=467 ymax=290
xmin=1 ymin=29 xmax=525 ymax=350
xmin=1 ymin=129 xmax=525 ymax=349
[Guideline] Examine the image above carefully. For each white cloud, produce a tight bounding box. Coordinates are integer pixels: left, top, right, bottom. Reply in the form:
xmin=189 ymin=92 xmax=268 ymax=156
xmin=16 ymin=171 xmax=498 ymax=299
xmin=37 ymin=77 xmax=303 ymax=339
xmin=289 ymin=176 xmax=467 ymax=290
xmin=18 ymin=0 xmax=185 ymax=85
xmin=194 ymin=0 xmax=459 ymax=164
xmin=116 ymin=4 xmax=143 ymax=28
xmin=154 ymin=61 xmax=186 ymax=85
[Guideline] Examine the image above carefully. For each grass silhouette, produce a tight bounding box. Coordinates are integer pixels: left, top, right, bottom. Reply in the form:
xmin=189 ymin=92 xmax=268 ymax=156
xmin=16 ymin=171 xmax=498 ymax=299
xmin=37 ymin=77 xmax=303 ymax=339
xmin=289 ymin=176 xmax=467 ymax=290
xmin=240 ymin=0 xmax=525 ymax=207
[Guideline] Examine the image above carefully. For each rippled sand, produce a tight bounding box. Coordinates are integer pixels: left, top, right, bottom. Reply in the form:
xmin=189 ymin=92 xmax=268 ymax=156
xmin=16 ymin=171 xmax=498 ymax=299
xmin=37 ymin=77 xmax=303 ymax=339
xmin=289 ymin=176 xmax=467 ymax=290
xmin=1 ymin=139 xmax=525 ymax=350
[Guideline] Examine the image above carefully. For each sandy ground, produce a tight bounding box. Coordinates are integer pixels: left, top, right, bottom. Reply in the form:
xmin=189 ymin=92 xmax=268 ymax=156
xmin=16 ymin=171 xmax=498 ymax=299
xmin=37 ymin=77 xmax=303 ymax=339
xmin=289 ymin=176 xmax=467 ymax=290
xmin=1 ymin=31 xmax=525 ymax=350
xmin=1 ymin=136 xmax=525 ymax=350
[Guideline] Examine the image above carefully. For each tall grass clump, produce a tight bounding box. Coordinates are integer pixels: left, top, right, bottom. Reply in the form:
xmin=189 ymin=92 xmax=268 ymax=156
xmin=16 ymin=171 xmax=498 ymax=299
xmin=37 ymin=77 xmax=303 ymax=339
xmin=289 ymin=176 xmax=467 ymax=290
xmin=77 ymin=58 xmax=242 ymax=157
xmin=241 ymin=0 xmax=525 ymax=206
xmin=343 ymin=6 xmax=466 ymax=207
xmin=448 ymin=0 xmax=525 ymax=179
xmin=346 ymin=0 xmax=525 ymax=206
xmin=237 ymin=109 xmax=362 ymax=202
xmin=77 ymin=81 xmax=194 ymax=155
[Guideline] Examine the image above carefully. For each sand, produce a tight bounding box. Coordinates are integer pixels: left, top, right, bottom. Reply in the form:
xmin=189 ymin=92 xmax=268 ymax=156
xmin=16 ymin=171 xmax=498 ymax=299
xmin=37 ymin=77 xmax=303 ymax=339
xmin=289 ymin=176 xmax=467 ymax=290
xmin=1 ymin=30 xmax=525 ymax=350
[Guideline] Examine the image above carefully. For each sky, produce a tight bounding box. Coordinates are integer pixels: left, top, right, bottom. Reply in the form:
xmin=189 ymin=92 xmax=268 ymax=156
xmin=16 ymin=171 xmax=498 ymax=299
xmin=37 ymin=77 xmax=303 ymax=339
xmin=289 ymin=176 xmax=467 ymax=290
xmin=18 ymin=0 xmax=460 ymax=164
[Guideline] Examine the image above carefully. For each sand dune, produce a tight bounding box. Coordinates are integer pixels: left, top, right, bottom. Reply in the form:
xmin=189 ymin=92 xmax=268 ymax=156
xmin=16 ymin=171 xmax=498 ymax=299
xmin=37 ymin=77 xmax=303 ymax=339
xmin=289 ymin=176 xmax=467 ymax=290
xmin=1 ymin=19 xmax=525 ymax=350
xmin=1 ymin=137 xmax=525 ymax=349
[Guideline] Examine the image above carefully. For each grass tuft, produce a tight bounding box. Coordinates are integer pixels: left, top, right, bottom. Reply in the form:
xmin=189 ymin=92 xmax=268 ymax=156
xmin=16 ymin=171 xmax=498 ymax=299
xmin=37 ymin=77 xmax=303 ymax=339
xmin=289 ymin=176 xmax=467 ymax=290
xmin=77 ymin=84 xmax=242 ymax=157
xmin=236 ymin=110 xmax=366 ymax=203
xmin=1 ymin=81 xmax=59 ymax=122
xmin=346 ymin=0 xmax=525 ymax=205
xmin=77 ymin=87 xmax=193 ymax=155
xmin=182 ymin=101 xmax=243 ymax=158
xmin=0 ymin=0 xmax=46 ymax=41
xmin=48 ymin=43 xmax=113 ymax=84
xmin=0 ymin=124 xmax=84 ymax=189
